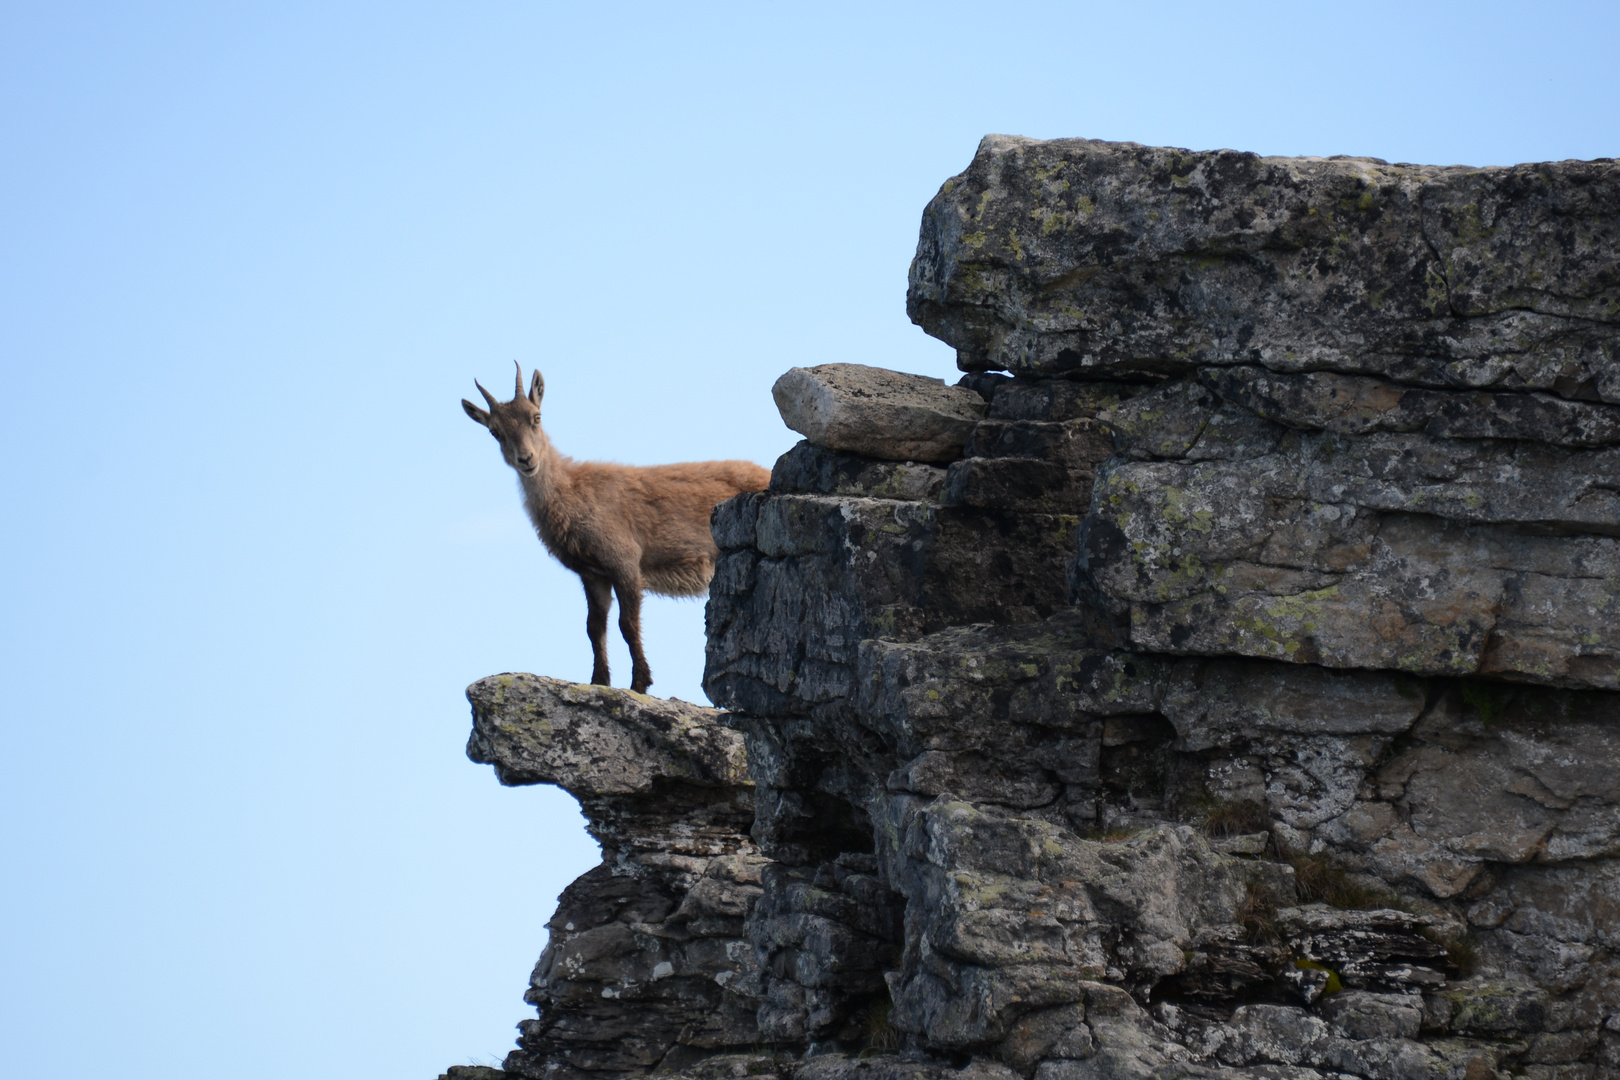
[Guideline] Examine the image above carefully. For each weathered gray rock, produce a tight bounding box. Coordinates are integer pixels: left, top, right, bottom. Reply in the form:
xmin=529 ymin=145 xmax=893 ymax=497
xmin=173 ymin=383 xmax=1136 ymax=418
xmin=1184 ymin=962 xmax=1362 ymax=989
xmin=881 ymin=812 xmax=1250 ymax=1048
xmin=908 ymin=135 xmax=1619 ymax=388
xmin=747 ymin=855 xmax=904 ymax=1043
xmin=1158 ymin=660 xmax=1426 ymax=750
xmin=945 ymin=417 xmax=1115 ymax=513
xmin=1221 ymin=1005 xmax=1330 ymax=1066
xmin=1077 ymin=410 xmax=1620 ymax=690
xmin=1376 ymin=689 xmax=1620 ymax=867
xmin=704 ymin=491 xmax=1078 ymax=720
xmin=1439 ymin=981 xmax=1551 ymax=1036
xmin=773 ymin=363 xmax=988 ymax=463
xmin=467 ymin=673 xmax=754 ymax=858
xmin=1273 ymin=906 xmax=1448 ymax=990
xmin=985 ymin=378 xmax=1154 ymax=423
xmin=467 ymin=674 xmax=748 ymax=798
xmin=1318 ymin=992 xmax=1424 ymax=1041
xmin=771 ymin=440 xmax=949 ymax=502
xmin=1200 ymin=366 xmax=1620 ymax=448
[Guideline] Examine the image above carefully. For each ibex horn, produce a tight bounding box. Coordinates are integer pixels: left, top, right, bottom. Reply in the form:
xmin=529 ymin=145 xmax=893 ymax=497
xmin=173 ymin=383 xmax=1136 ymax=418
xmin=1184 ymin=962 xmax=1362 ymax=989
xmin=514 ymin=360 xmax=524 ymax=399
xmin=475 ymin=379 xmax=498 ymax=409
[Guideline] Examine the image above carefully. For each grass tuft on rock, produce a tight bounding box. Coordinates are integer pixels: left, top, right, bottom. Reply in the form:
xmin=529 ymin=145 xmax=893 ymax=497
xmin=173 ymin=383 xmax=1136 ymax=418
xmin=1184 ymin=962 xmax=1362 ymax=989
xmin=1197 ymin=799 xmax=1407 ymax=912
xmin=1421 ymin=925 xmax=1481 ymax=977
xmin=855 ymin=997 xmax=900 ymax=1056
xmin=1238 ymin=881 xmax=1282 ymax=944
xmin=1198 ymin=798 xmax=1272 ymax=839
xmin=1286 ymin=851 xmax=1403 ymax=910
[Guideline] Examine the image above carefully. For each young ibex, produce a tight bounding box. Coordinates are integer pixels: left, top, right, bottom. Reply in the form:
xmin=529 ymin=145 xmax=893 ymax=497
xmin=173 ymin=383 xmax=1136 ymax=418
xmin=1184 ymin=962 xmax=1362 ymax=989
xmin=462 ymin=364 xmax=769 ymax=694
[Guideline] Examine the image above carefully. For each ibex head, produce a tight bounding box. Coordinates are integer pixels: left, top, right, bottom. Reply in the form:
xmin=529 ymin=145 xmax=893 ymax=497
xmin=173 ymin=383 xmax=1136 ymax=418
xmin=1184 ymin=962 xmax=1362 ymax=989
xmin=462 ymin=362 xmax=548 ymax=475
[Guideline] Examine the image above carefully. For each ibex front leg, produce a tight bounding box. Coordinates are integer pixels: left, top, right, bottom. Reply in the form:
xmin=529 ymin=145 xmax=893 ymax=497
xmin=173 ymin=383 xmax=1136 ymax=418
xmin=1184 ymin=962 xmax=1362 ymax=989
xmin=582 ymin=576 xmax=613 ymax=687
xmin=614 ymin=574 xmax=652 ymax=694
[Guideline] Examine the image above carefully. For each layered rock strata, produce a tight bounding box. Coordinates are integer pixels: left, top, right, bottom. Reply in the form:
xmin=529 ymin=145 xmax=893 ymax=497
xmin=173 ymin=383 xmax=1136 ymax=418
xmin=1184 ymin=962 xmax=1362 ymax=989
xmin=453 ymin=137 xmax=1620 ymax=1080
xmin=909 ymin=135 xmax=1620 ymax=691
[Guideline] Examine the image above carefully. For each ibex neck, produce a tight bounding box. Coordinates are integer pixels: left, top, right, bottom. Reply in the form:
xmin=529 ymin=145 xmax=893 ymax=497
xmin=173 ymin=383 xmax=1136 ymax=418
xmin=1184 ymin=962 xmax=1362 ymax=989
xmin=516 ymin=434 xmax=569 ymax=512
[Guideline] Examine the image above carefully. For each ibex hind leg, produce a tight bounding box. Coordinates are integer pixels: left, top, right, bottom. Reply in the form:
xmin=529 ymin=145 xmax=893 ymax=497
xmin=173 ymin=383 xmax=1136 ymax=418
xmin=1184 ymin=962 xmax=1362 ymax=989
xmin=582 ymin=576 xmax=613 ymax=687
xmin=613 ymin=577 xmax=652 ymax=694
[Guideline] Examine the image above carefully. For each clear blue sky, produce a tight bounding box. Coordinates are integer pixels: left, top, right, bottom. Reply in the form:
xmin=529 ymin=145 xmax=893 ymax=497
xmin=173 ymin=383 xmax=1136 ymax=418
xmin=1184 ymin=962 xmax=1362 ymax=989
xmin=1 ymin=3 xmax=1613 ymax=1077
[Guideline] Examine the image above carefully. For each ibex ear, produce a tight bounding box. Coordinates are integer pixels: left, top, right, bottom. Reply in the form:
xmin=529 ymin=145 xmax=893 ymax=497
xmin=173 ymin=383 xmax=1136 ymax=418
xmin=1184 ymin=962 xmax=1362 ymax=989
xmin=462 ymin=399 xmax=491 ymax=426
xmin=529 ymin=369 xmax=545 ymax=406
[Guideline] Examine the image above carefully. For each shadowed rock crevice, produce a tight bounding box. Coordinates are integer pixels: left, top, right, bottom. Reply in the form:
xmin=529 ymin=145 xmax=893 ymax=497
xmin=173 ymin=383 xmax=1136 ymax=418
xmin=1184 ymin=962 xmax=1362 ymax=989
xmin=445 ymin=136 xmax=1620 ymax=1080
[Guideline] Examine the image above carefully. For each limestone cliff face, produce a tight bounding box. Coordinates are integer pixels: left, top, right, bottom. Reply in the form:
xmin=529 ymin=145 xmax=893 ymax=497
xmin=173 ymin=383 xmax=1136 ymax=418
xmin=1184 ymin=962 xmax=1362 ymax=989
xmin=445 ymin=138 xmax=1620 ymax=1080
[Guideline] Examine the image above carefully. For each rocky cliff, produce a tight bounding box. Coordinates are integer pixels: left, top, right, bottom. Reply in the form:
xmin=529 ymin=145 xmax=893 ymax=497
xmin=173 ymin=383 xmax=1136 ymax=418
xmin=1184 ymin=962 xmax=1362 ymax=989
xmin=442 ymin=137 xmax=1620 ymax=1080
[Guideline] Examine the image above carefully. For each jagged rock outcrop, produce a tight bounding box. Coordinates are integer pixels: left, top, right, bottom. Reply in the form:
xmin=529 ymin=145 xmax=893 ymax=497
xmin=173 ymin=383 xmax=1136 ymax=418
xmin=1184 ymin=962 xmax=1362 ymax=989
xmin=452 ymin=137 xmax=1620 ymax=1080
xmin=464 ymin=676 xmax=767 ymax=1077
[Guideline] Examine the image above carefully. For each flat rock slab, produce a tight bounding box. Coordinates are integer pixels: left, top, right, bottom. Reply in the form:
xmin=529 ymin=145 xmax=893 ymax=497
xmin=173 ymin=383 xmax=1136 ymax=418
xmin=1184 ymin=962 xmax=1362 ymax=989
xmin=465 ymin=673 xmax=748 ymax=796
xmin=772 ymin=362 xmax=987 ymax=463
xmin=908 ymin=135 xmax=1620 ymax=391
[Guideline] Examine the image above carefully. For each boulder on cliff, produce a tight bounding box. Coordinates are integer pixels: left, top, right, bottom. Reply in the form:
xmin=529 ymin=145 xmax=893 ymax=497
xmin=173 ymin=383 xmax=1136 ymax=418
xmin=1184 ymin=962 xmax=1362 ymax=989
xmin=773 ymin=363 xmax=988 ymax=463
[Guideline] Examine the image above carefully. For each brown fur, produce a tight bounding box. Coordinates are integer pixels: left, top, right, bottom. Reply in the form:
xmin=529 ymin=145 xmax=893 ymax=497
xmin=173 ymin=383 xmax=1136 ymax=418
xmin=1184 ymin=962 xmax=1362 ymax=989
xmin=463 ymin=364 xmax=769 ymax=694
